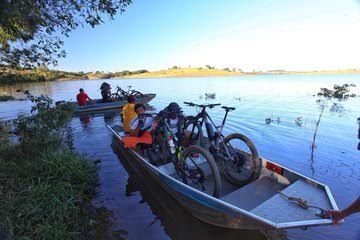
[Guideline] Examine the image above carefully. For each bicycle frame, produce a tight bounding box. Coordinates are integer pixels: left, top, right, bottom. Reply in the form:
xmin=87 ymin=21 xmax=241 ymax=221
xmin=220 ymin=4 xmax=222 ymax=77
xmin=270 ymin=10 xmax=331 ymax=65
xmin=188 ymin=107 xmax=230 ymax=148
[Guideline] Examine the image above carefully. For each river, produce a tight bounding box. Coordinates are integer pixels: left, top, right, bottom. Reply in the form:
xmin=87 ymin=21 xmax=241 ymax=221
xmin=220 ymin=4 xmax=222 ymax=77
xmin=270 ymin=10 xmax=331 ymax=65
xmin=0 ymin=74 xmax=359 ymax=240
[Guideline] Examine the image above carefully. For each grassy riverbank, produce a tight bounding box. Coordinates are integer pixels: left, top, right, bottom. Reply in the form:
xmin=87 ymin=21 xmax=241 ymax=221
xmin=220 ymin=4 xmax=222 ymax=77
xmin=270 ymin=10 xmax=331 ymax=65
xmin=0 ymin=67 xmax=89 ymax=84
xmin=0 ymin=95 xmax=15 ymax=101
xmin=0 ymin=95 xmax=104 ymax=239
xmin=0 ymin=67 xmax=148 ymax=84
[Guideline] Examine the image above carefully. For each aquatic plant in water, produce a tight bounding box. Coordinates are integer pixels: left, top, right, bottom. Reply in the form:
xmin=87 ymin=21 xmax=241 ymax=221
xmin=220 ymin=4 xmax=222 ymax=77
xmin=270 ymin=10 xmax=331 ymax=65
xmin=295 ymin=117 xmax=303 ymax=127
xmin=265 ymin=115 xmax=280 ymax=124
xmin=310 ymin=84 xmax=357 ymax=169
xmin=265 ymin=117 xmax=273 ymax=124
xmin=199 ymin=92 xmax=216 ymax=100
xmin=317 ymin=83 xmax=356 ymax=99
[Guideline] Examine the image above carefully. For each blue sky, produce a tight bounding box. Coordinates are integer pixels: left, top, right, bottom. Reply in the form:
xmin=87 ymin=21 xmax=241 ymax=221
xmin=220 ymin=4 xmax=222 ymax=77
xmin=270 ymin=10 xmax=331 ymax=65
xmin=55 ymin=0 xmax=360 ymax=72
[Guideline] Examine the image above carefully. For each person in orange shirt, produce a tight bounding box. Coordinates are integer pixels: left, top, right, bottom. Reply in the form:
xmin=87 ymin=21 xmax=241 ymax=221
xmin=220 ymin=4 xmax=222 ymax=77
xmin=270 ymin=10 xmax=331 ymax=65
xmin=122 ymin=95 xmax=136 ymax=133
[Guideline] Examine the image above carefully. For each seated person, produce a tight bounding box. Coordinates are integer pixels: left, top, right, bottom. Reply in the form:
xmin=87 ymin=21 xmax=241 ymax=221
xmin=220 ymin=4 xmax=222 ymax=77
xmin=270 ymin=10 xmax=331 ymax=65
xmin=123 ymin=103 xmax=154 ymax=149
xmin=76 ymin=88 xmax=92 ymax=106
xmin=122 ymin=95 xmax=136 ymax=133
xmin=162 ymin=102 xmax=195 ymax=146
xmin=162 ymin=102 xmax=183 ymax=136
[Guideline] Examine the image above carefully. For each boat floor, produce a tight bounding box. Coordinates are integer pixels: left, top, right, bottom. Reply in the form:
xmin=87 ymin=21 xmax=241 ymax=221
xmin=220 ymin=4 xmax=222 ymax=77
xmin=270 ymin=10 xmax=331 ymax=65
xmin=250 ymin=179 xmax=332 ymax=223
xmin=220 ymin=176 xmax=287 ymax=211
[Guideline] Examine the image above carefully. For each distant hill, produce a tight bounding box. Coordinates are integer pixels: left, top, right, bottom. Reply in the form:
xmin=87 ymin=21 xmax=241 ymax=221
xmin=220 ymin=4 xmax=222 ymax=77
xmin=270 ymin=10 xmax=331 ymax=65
xmin=126 ymin=67 xmax=360 ymax=78
xmin=126 ymin=67 xmax=249 ymax=78
xmin=1 ymin=66 xmax=359 ymax=85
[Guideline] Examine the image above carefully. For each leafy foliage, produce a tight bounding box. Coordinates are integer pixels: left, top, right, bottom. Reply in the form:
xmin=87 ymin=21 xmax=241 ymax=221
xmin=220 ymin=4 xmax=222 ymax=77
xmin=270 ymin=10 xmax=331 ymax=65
xmin=317 ymin=84 xmax=356 ymax=99
xmin=13 ymin=92 xmax=74 ymax=154
xmin=0 ymin=0 xmax=132 ymax=68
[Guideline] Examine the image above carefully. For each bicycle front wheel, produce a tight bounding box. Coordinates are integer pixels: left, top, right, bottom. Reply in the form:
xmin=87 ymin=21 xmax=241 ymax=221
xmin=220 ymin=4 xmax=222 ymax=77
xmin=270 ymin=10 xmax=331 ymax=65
xmin=180 ymin=145 xmax=221 ymax=198
xmin=182 ymin=118 xmax=204 ymax=147
xmin=219 ymin=133 xmax=259 ymax=187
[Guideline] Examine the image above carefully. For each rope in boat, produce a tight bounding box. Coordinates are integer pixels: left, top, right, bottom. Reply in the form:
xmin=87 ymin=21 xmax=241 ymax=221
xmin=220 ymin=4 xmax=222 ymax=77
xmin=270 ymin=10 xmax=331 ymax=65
xmin=278 ymin=192 xmax=329 ymax=218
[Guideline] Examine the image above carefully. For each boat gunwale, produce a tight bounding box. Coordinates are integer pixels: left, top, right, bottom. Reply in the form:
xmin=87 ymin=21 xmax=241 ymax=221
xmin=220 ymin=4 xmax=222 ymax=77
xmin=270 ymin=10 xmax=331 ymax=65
xmin=75 ymin=93 xmax=156 ymax=113
xmin=107 ymin=125 xmax=338 ymax=229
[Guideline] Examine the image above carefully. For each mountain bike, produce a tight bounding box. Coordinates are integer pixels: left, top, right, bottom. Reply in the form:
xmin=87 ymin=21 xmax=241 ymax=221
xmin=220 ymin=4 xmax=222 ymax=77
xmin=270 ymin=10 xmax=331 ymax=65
xmin=182 ymin=102 xmax=260 ymax=187
xmin=139 ymin=111 xmax=221 ymax=198
xmin=109 ymin=86 xmax=144 ymax=101
xmin=122 ymin=85 xmax=144 ymax=98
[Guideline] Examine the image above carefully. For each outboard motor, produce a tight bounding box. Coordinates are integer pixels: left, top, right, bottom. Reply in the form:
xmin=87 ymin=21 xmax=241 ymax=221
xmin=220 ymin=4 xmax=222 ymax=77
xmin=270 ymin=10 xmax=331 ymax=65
xmin=100 ymin=82 xmax=111 ymax=102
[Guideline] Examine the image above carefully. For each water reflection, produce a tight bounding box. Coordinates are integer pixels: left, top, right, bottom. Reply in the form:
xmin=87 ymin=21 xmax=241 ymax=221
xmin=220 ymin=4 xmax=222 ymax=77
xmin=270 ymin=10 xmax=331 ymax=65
xmin=79 ymin=113 xmax=91 ymax=125
xmin=358 ymin=117 xmax=360 ymax=151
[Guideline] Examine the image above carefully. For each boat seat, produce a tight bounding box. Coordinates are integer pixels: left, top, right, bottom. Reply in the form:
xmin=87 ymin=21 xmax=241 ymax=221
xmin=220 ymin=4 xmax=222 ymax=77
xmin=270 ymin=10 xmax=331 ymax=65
xmin=250 ymin=179 xmax=333 ymax=223
xmin=220 ymin=176 xmax=287 ymax=211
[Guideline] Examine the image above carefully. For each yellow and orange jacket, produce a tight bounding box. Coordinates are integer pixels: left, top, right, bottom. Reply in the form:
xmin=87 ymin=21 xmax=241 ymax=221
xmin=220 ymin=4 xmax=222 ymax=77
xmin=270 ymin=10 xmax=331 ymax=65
xmin=122 ymin=103 xmax=136 ymax=133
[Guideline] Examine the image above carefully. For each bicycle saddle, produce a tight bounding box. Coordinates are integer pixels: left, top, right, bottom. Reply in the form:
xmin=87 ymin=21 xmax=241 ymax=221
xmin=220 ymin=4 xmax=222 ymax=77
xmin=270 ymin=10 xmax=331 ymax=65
xmin=221 ymin=106 xmax=236 ymax=111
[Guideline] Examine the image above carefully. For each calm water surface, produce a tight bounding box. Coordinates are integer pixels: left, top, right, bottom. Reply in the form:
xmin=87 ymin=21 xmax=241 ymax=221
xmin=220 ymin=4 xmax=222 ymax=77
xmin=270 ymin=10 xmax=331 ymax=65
xmin=1 ymin=74 xmax=359 ymax=240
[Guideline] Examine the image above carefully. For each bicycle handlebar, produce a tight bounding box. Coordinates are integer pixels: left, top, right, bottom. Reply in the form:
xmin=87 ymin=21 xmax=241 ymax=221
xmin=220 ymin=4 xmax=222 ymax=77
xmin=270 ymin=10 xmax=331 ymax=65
xmin=184 ymin=102 xmax=221 ymax=109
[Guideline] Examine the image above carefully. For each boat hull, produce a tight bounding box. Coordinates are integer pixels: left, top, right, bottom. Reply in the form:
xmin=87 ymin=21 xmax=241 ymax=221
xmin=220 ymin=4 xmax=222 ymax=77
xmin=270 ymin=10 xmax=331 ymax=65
xmin=109 ymin=126 xmax=276 ymax=230
xmin=74 ymin=93 xmax=156 ymax=112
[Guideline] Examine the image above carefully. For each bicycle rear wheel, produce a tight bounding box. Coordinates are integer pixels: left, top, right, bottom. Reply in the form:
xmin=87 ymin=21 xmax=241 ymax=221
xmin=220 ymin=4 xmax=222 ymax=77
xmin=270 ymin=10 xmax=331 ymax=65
xmin=130 ymin=91 xmax=144 ymax=98
xmin=109 ymin=93 xmax=123 ymax=102
xmin=219 ymin=133 xmax=259 ymax=187
xmin=180 ymin=145 xmax=221 ymax=198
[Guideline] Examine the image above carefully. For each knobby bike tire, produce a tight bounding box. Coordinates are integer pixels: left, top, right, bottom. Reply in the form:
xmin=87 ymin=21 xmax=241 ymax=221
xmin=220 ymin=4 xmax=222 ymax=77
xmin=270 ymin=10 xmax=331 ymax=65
xmin=220 ymin=133 xmax=260 ymax=187
xmin=181 ymin=145 xmax=221 ymax=198
xmin=109 ymin=93 xmax=124 ymax=101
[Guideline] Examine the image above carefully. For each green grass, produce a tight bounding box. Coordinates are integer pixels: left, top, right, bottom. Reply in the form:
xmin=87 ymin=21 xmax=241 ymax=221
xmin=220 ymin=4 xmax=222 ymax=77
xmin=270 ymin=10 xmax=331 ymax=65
xmin=0 ymin=145 xmax=100 ymax=239
xmin=0 ymin=95 xmax=15 ymax=101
